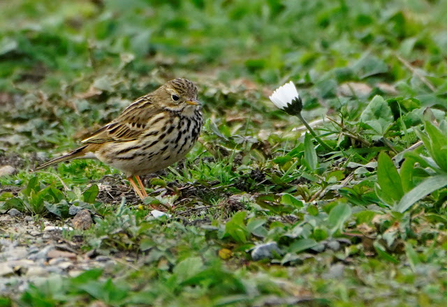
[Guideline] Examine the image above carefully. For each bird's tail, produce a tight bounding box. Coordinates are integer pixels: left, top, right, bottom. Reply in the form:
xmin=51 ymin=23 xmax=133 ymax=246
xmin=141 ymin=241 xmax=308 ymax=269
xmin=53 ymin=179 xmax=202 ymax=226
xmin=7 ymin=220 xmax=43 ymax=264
xmin=35 ymin=145 xmax=90 ymax=170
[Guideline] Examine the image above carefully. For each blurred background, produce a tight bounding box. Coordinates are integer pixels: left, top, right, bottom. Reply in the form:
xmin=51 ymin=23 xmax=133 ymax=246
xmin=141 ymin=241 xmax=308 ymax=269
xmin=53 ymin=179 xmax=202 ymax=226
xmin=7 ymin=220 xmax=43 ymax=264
xmin=1 ymin=0 xmax=446 ymax=154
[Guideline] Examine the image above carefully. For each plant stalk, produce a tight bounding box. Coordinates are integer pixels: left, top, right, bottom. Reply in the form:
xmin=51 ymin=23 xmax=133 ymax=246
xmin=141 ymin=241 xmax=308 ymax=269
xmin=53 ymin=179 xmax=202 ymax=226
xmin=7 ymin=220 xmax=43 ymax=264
xmin=295 ymin=113 xmax=333 ymax=151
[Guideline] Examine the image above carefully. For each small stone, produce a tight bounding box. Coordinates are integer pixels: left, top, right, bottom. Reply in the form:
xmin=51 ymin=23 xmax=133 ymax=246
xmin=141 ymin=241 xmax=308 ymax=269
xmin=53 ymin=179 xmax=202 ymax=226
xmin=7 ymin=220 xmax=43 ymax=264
xmin=326 ymin=240 xmax=341 ymax=251
xmin=310 ymin=243 xmax=325 ymax=253
xmin=125 ymin=257 xmax=136 ymax=262
xmin=68 ymin=270 xmax=83 ymax=277
xmin=2 ymin=246 xmax=28 ymax=260
xmin=57 ymin=262 xmax=73 ymax=270
xmin=0 ymin=263 xmax=14 ymax=277
xmin=251 ymin=242 xmax=282 ymax=261
xmin=27 ymin=246 xmax=40 ymax=255
xmin=25 ymin=216 xmax=33 ymax=222
xmin=85 ymin=249 xmax=99 ymax=259
xmin=72 ymin=210 xmax=93 ymax=230
xmin=323 ymin=263 xmax=345 ymax=279
xmin=28 ymin=245 xmax=54 ymax=261
xmin=45 ymin=266 xmax=63 ymax=274
xmin=55 ymin=244 xmax=77 ymax=254
xmin=29 ymin=231 xmax=42 ymax=237
xmin=48 ymin=258 xmax=66 ymax=266
xmin=47 ymin=249 xmax=77 ymax=260
xmin=95 ymin=256 xmax=111 ymax=262
xmin=7 ymin=208 xmax=22 ymax=217
xmin=0 ymin=165 xmax=16 ymax=177
xmin=26 ymin=266 xmax=49 ymax=277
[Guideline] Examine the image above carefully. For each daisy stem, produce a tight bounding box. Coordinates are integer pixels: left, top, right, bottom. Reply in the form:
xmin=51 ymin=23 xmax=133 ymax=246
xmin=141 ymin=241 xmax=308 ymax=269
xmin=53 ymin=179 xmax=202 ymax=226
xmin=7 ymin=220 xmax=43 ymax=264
xmin=295 ymin=113 xmax=333 ymax=151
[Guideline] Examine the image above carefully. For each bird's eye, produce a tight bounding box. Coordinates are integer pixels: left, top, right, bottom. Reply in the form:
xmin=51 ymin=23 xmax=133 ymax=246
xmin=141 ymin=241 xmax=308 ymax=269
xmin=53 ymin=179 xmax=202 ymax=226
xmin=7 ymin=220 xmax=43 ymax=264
xmin=171 ymin=94 xmax=180 ymax=101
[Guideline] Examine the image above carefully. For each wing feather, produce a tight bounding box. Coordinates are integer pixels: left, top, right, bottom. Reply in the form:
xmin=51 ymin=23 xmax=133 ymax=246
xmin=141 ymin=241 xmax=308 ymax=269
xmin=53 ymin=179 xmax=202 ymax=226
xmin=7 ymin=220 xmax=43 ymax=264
xmin=82 ymin=95 xmax=162 ymax=144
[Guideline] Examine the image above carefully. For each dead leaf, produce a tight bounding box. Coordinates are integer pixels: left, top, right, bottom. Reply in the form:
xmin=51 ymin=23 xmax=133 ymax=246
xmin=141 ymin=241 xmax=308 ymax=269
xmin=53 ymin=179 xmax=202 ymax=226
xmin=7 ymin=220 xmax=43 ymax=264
xmin=218 ymin=248 xmax=233 ymax=260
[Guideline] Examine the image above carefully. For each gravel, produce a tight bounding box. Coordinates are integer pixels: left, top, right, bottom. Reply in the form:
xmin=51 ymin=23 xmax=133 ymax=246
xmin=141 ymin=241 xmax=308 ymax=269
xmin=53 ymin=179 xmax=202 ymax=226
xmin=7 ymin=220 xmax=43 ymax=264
xmin=0 ymin=214 xmax=116 ymax=295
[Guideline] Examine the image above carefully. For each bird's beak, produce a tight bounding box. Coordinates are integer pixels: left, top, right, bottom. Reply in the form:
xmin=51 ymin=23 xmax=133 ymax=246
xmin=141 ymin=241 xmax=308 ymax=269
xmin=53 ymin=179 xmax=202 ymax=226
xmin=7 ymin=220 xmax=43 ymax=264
xmin=185 ymin=100 xmax=200 ymax=106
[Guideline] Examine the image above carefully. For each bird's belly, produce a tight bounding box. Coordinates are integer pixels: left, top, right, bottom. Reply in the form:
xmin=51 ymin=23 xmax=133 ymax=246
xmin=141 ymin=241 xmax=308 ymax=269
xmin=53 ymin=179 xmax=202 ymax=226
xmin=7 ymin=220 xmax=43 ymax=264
xmin=95 ymin=136 xmax=196 ymax=177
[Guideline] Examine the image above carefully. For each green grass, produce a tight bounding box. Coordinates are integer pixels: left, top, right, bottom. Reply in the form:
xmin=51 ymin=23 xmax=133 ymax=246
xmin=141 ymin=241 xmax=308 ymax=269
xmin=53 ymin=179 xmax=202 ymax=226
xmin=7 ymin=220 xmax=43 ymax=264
xmin=1 ymin=0 xmax=447 ymax=306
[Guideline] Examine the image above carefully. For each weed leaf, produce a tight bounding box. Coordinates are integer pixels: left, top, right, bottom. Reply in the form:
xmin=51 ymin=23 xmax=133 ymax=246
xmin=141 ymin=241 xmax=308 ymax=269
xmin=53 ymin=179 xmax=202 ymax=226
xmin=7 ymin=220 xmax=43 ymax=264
xmin=376 ymin=152 xmax=404 ymax=205
xmin=328 ymin=202 xmax=352 ymax=233
xmin=360 ymin=95 xmax=393 ymax=135
xmin=395 ymin=174 xmax=447 ymax=212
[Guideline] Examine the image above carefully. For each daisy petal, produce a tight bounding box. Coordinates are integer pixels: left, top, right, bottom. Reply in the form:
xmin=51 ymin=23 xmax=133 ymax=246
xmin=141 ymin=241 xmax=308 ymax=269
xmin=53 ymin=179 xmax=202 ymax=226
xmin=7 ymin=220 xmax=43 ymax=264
xmin=269 ymin=81 xmax=300 ymax=110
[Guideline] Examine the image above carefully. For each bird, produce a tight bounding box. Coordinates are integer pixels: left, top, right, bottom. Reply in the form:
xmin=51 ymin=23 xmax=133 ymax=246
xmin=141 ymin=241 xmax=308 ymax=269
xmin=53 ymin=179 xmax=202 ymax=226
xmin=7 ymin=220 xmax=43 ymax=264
xmin=36 ymin=78 xmax=203 ymax=200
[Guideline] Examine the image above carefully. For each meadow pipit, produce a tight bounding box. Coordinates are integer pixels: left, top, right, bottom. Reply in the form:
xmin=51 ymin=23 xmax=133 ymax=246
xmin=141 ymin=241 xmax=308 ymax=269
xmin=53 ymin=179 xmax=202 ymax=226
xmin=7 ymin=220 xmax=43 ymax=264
xmin=36 ymin=78 xmax=203 ymax=200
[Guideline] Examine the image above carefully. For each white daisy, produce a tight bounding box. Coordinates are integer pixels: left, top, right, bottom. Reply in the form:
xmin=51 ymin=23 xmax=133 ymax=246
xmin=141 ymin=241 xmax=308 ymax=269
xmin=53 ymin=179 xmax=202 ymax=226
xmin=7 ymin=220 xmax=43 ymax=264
xmin=268 ymin=80 xmax=333 ymax=151
xmin=269 ymin=81 xmax=300 ymax=110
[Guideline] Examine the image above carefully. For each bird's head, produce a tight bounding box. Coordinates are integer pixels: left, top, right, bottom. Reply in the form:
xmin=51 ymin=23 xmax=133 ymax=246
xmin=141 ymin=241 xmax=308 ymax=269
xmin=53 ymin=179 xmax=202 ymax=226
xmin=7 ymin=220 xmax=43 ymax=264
xmin=158 ymin=78 xmax=200 ymax=112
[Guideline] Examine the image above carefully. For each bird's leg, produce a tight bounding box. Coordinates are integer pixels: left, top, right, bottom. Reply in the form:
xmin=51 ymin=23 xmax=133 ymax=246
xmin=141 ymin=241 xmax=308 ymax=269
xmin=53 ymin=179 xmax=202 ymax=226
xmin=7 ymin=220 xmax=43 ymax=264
xmin=127 ymin=176 xmax=145 ymax=200
xmin=135 ymin=175 xmax=148 ymax=198
xmin=129 ymin=176 xmax=167 ymax=212
xmin=135 ymin=175 xmax=169 ymax=212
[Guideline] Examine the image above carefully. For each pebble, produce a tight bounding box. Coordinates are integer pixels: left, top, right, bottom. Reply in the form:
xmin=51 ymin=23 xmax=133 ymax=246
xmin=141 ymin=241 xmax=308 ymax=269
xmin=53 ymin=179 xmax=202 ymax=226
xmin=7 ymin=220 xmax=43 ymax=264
xmin=95 ymin=256 xmax=111 ymax=262
xmin=85 ymin=249 xmax=99 ymax=259
xmin=47 ymin=249 xmax=77 ymax=260
xmin=0 ymin=246 xmax=28 ymax=260
xmin=326 ymin=240 xmax=341 ymax=251
xmin=68 ymin=270 xmax=83 ymax=278
xmin=310 ymin=243 xmax=325 ymax=253
xmin=28 ymin=245 xmax=54 ymax=261
xmin=27 ymin=246 xmax=40 ymax=255
xmin=72 ymin=209 xmax=93 ymax=230
xmin=0 ymin=263 xmax=14 ymax=277
xmin=29 ymin=231 xmax=42 ymax=237
xmin=251 ymin=242 xmax=283 ymax=261
xmin=0 ymin=165 xmax=16 ymax=177
xmin=24 ymin=216 xmax=33 ymax=222
xmin=48 ymin=258 xmax=67 ymax=266
xmin=0 ymin=215 xmax=123 ymax=296
xmin=57 ymin=262 xmax=73 ymax=270
xmin=323 ymin=263 xmax=345 ymax=279
xmin=7 ymin=208 xmax=22 ymax=217
xmin=26 ymin=267 xmax=49 ymax=278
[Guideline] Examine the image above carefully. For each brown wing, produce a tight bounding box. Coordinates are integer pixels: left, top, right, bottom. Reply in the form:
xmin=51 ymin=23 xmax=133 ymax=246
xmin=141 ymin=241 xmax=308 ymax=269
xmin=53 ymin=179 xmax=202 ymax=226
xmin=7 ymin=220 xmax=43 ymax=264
xmin=82 ymin=95 xmax=162 ymax=144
